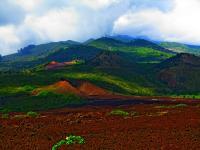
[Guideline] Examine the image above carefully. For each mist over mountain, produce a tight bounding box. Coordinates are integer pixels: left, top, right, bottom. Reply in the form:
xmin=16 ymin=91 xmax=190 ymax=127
xmin=1 ymin=0 xmax=200 ymax=55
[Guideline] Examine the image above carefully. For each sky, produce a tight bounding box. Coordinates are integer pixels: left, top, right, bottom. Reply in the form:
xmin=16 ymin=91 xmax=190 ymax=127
xmin=1 ymin=0 xmax=200 ymax=55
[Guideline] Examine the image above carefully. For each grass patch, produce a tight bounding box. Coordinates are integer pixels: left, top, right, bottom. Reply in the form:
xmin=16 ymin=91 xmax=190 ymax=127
xmin=155 ymin=104 xmax=188 ymax=109
xmin=196 ymin=104 xmax=200 ymax=107
xmin=0 ymin=108 xmax=10 ymax=114
xmin=26 ymin=111 xmax=39 ymax=118
xmin=1 ymin=91 xmax=85 ymax=112
xmin=1 ymin=113 xmax=9 ymax=119
xmin=130 ymin=111 xmax=140 ymax=116
xmin=13 ymin=112 xmax=39 ymax=119
xmin=52 ymin=135 xmax=85 ymax=150
xmin=13 ymin=114 xmax=27 ymax=119
xmin=110 ymin=109 xmax=129 ymax=116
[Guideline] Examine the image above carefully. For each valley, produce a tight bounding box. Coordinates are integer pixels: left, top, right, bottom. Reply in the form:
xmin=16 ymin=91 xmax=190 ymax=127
xmin=0 ymin=36 xmax=200 ymax=150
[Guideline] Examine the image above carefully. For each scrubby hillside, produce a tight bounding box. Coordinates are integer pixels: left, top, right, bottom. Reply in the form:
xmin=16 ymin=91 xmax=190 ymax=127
xmin=88 ymin=37 xmax=174 ymax=63
xmin=156 ymin=53 xmax=200 ymax=93
xmin=160 ymin=42 xmax=200 ymax=56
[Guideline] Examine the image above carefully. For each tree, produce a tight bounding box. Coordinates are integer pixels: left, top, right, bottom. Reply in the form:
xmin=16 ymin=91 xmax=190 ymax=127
xmin=18 ymin=45 xmax=35 ymax=55
xmin=0 ymin=54 xmax=2 ymax=61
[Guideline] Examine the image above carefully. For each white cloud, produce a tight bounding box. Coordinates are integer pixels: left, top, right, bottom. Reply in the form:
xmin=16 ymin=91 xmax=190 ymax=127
xmin=0 ymin=0 xmax=132 ymax=55
xmin=23 ymin=8 xmax=80 ymax=42
xmin=79 ymin=0 xmax=121 ymax=10
xmin=1 ymin=0 xmax=200 ymax=55
xmin=113 ymin=0 xmax=200 ymax=44
xmin=14 ymin=0 xmax=42 ymax=11
xmin=0 ymin=25 xmax=20 ymax=55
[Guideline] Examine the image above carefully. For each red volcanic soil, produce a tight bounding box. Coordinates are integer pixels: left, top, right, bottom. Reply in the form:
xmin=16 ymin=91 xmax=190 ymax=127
xmin=32 ymin=81 xmax=82 ymax=96
xmin=32 ymin=80 xmax=200 ymax=105
xmin=77 ymin=81 xmax=111 ymax=96
xmin=45 ymin=61 xmax=64 ymax=70
xmin=32 ymin=80 xmax=112 ymax=98
xmin=45 ymin=60 xmax=79 ymax=70
xmin=51 ymin=81 xmax=82 ymax=95
xmin=1 ymin=104 xmax=200 ymax=150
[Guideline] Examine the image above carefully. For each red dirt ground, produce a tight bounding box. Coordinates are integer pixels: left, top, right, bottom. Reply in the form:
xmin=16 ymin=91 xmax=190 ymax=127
xmin=32 ymin=80 xmax=112 ymax=98
xmin=45 ymin=60 xmax=79 ymax=70
xmin=1 ymin=103 xmax=200 ymax=150
xmin=77 ymin=81 xmax=111 ymax=96
xmin=32 ymin=80 xmax=200 ymax=104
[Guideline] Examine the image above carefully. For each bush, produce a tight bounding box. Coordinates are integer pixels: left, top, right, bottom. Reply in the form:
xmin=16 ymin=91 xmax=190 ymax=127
xmin=110 ymin=109 xmax=129 ymax=116
xmin=130 ymin=111 xmax=140 ymax=116
xmin=1 ymin=91 xmax=85 ymax=112
xmin=0 ymin=108 xmax=10 ymax=114
xmin=13 ymin=114 xmax=27 ymax=119
xmin=156 ymin=104 xmax=188 ymax=109
xmin=1 ymin=113 xmax=9 ymax=119
xmin=52 ymin=135 xmax=85 ymax=150
xmin=26 ymin=111 xmax=39 ymax=118
xmin=36 ymin=91 xmax=51 ymax=97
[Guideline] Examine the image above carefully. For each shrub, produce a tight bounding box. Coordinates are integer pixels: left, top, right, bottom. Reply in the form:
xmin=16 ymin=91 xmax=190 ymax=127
xmin=155 ymin=104 xmax=188 ymax=109
xmin=175 ymin=104 xmax=188 ymax=108
xmin=1 ymin=113 xmax=9 ymax=119
xmin=52 ymin=135 xmax=85 ymax=150
xmin=0 ymin=108 xmax=10 ymax=114
xmin=110 ymin=109 xmax=129 ymax=116
xmin=36 ymin=91 xmax=51 ymax=97
xmin=196 ymin=104 xmax=200 ymax=107
xmin=22 ymin=85 xmax=36 ymax=92
xmin=13 ymin=114 xmax=27 ymax=119
xmin=0 ymin=91 xmax=85 ymax=112
xmin=130 ymin=111 xmax=140 ymax=116
xmin=26 ymin=111 xmax=39 ymax=118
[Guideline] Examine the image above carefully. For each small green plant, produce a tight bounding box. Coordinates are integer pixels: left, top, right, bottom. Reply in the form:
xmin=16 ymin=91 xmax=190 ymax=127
xmin=13 ymin=114 xmax=27 ymax=119
xmin=0 ymin=108 xmax=10 ymax=114
xmin=130 ymin=111 xmax=140 ymax=116
xmin=110 ymin=109 xmax=129 ymax=116
xmin=1 ymin=113 xmax=9 ymax=119
xmin=196 ymin=104 xmax=200 ymax=107
xmin=155 ymin=104 xmax=188 ymax=109
xmin=36 ymin=91 xmax=51 ymax=97
xmin=52 ymin=135 xmax=85 ymax=150
xmin=26 ymin=111 xmax=39 ymax=118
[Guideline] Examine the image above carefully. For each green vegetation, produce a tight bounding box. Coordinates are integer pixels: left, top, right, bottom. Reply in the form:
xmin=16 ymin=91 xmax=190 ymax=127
xmin=13 ymin=114 xmax=27 ymax=119
xmin=0 ymin=90 xmax=85 ymax=112
xmin=0 ymin=108 xmax=10 ymax=114
xmin=12 ymin=112 xmax=39 ymax=119
xmin=1 ymin=113 xmax=9 ymax=119
xmin=0 ymin=85 xmax=36 ymax=96
xmin=0 ymin=37 xmax=199 ymax=113
xmin=52 ymin=135 xmax=85 ymax=150
xmin=196 ymin=104 xmax=200 ymax=107
xmin=110 ymin=109 xmax=129 ymax=116
xmin=110 ymin=109 xmax=140 ymax=117
xmin=171 ymin=94 xmax=200 ymax=99
xmin=130 ymin=111 xmax=140 ymax=116
xmin=160 ymin=42 xmax=200 ymax=56
xmin=26 ymin=111 xmax=39 ymax=118
xmin=89 ymin=38 xmax=173 ymax=63
xmin=155 ymin=104 xmax=188 ymax=109
xmin=156 ymin=53 xmax=200 ymax=93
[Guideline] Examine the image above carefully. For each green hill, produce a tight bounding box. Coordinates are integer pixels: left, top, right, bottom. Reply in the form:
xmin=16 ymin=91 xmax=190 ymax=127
xmin=0 ymin=37 xmax=175 ymax=71
xmin=160 ymin=42 xmax=200 ymax=56
xmin=155 ymin=53 xmax=200 ymax=93
xmin=88 ymin=37 xmax=174 ymax=63
xmin=0 ymin=41 xmax=80 ymax=71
